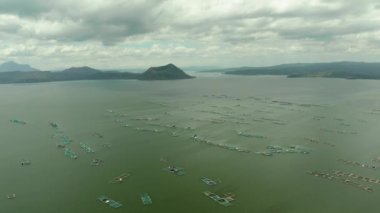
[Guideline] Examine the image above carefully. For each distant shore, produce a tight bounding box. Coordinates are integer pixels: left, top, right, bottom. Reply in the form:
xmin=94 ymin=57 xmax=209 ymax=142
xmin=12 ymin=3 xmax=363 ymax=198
xmin=203 ymin=62 xmax=380 ymax=80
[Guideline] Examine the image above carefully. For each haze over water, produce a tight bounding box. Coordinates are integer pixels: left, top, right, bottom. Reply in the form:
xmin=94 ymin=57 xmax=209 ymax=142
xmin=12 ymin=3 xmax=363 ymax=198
xmin=1 ymin=76 xmax=380 ymax=212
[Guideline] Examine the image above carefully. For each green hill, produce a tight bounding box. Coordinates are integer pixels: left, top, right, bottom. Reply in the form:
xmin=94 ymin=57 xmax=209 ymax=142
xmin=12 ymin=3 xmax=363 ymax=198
xmin=139 ymin=63 xmax=194 ymax=80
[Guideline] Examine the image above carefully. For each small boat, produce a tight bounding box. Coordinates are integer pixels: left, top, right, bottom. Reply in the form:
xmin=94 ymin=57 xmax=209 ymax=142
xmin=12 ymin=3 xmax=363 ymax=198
xmin=201 ymin=177 xmax=219 ymax=186
xmin=97 ymin=195 xmax=122 ymax=208
xmin=109 ymin=173 xmax=130 ymax=184
xmin=10 ymin=119 xmax=26 ymax=125
xmin=56 ymin=144 xmax=65 ymax=148
xmin=20 ymin=159 xmax=31 ymax=166
xmin=91 ymin=159 xmax=103 ymax=166
xmin=93 ymin=132 xmax=104 ymax=138
xmin=49 ymin=122 xmax=59 ymax=129
xmin=140 ymin=193 xmax=152 ymax=205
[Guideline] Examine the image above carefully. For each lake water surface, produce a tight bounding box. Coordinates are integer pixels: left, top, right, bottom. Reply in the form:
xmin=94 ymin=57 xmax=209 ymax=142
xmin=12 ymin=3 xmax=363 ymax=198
xmin=1 ymin=76 xmax=380 ymax=213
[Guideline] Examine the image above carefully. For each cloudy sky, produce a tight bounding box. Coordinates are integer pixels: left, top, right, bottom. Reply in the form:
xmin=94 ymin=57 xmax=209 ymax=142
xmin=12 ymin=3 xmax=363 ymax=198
xmin=0 ymin=0 xmax=380 ymax=70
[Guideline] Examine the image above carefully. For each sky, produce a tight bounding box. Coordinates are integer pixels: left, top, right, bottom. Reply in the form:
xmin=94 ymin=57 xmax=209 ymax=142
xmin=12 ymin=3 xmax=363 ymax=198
xmin=0 ymin=0 xmax=380 ymax=70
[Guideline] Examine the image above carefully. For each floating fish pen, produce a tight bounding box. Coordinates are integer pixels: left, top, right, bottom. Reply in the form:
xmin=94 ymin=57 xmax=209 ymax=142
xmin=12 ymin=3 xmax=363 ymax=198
xmin=192 ymin=135 xmax=207 ymax=142
xmin=365 ymin=110 xmax=380 ymax=115
xmin=64 ymin=148 xmax=78 ymax=159
xmin=10 ymin=119 xmax=26 ymax=125
xmin=209 ymin=119 xmax=225 ymax=124
xmin=256 ymin=145 xmax=310 ymax=156
xmin=307 ymin=171 xmax=374 ymax=192
xmin=298 ymin=103 xmax=324 ymax=108
xmin=132 ymin=117 xmax=159 ymax=121
xmin=61 ymin=135 xmax=72 ymax=145
xmin=201 ymin=177 xmax=220 ymax=186
xmin=320 ymin=128 xmax=357 ymax=135
xmin=145 ymin=122 xmax=164 ymax=127
xmin=101 ymin=144 xmax=112 ymax=149
xmin=203 ymin=191 xmax=234 ymax=207
xmin=165 ymin=124 xmax=177 ymax=129
xmin=97 ymin=195 xmax=123 ymax=208
xmin=252 ymin=118 xmax=265 ymax=122
xmin=304 ymin=137 xmax=335 ymax=147
xmin=272 ymin=121 xmax=287 ymax=125
xmin=237 ymin=131 xmax=265 ymax=139
xmin=115 ymin=119 xmax=125 ymax=123
xmin=184 ymin=126 xmax=195 ymax=131
xmin=140 ymin=193 xmax=152 ymax=205
xmin=79 ymin=142 xmax=95 ymax=153
xmin=113 ymin=113 xmax=128 ymax=118
xmin=135 ymin=127 xmax=162 ymax=133
xmin=339 ymin=123 xmax=351 ymax=127
xmin=109 ymin=173 xmax=130 ymax=184
xmin=163 ymin=166 xmax=185 ymax=176
xmin=223 ymin=144 xmax=250 ymax=153
xmin=256 ymin=110 xmax=273 ymax=114
xmin=336 ymin=130 xmax=357 ymax=135
xmin=192 ymin=135 xmax=250 ymax=153
xmin=260 ymin=117 xmax=282 ymax=122
xmin=171 ymin=132 xmax=179 ymax=137
xmin=372 ymin=156 xmax=380 ymax=163
xmin=231 ymin=121 xmax=250 ymax=125
xmin=197 ymin=110 xmax=227 ymax=116
xmin=271 ymin=100 xmax=294 ymax=106
xmin=338 ymin=159 xmax=377 ymax=169
xmin=332 ymin=170 xmax=380 ymax=185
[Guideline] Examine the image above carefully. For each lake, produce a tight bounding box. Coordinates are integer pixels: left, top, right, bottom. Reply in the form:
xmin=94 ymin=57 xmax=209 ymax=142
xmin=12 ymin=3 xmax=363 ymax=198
xmin=1 ymin=75 xmax=380 ymax=213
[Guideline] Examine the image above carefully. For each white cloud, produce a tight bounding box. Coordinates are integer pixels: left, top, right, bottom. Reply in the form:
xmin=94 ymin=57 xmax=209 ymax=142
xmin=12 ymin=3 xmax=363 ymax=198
xmin=0 ymin=0 xmax=380 ymax=69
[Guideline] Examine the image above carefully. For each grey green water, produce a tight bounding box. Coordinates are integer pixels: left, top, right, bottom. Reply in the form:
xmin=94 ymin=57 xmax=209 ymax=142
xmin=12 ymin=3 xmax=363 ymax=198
xmin=1 ymin=76 xmax=380 ymax=213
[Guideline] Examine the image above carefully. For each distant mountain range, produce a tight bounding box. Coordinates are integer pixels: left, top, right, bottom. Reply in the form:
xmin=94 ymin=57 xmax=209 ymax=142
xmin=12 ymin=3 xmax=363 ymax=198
xmin=0 ymin=61 xmax=39 ymax=72
xmin=206 ymin=62 xmax=380 ymax=80
xmin=0 ymin=63 xmax=194 ymax=84
xmin=3 ymin=61 xmax=380 ymax=83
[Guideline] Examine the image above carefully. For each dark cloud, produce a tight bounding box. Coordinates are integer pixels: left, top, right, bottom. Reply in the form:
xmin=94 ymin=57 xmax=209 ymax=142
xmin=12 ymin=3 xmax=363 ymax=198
xmin=276 ymin=20 xmax=380 ymax=41
xmin=1 ymin=0 xmax=378 ymax=44
xmin=161 ymin=1 xmax=379 ymax=46
xmin=0 ymin=0 xmax=50 ymax=16
xmin=0 ymin=0 xmax=168 ymax=44
xmin=74 ymin=1 xmax=166 ymax=44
